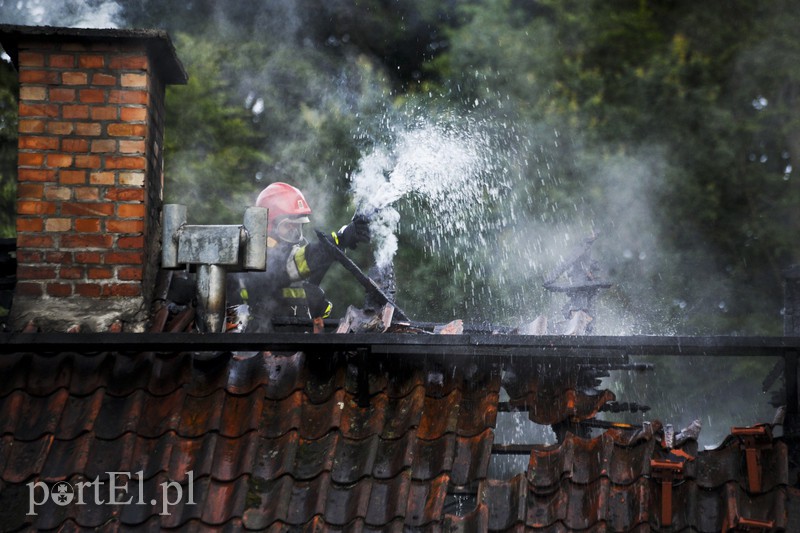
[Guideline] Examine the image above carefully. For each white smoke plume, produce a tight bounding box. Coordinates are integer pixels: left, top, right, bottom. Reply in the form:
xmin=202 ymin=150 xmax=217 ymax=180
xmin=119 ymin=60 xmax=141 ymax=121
xmin=1 ymin=0 xmax=122 ymax=28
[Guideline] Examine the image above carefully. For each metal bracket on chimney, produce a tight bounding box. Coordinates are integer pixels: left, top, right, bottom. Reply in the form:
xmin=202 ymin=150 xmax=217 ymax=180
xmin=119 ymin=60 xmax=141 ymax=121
xmin=162 ymin=204 xmax=268 ymax=333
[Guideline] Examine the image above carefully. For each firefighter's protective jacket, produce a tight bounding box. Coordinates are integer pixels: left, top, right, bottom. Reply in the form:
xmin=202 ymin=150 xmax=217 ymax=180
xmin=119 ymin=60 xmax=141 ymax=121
xmin=228 ymin=236 xmax=334 ymax=332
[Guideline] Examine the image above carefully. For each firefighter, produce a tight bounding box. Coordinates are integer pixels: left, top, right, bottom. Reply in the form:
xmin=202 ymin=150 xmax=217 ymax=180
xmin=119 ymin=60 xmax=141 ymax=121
xmin=229 ymin=182 xmax=370 ymax=332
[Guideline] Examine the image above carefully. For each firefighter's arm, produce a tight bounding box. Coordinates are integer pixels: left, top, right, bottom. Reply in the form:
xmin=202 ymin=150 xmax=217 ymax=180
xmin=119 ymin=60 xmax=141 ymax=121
xmin=285 ymin=242 xmax=334 ymax=284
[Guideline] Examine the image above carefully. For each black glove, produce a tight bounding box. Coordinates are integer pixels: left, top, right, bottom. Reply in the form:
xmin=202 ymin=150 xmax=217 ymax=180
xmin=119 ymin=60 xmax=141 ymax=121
xmin=335 ymin=214 xmax=370 ymax=250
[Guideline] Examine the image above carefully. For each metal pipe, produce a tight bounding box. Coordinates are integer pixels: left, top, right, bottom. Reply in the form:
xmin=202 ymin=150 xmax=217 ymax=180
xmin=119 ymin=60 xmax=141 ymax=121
xmin=195 ymin=264 xmax=227 ymax=333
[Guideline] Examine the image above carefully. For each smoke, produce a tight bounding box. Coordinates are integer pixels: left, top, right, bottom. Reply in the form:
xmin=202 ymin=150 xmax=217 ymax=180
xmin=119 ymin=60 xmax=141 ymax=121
xmin=1 ymin=0 xmax=122 ymax=28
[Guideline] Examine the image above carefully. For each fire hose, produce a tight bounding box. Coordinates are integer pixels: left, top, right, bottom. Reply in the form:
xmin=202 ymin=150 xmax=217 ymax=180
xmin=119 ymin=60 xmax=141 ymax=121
xmin=315 ymin=229 xmax=410 ymax=322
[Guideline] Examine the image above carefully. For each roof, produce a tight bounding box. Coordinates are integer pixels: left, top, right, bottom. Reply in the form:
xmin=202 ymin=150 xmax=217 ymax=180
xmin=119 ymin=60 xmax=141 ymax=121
xmin=0 ymin=24 xmax=188 ymax=84
xmin=1 ymin=335 xmax=796 ymax=531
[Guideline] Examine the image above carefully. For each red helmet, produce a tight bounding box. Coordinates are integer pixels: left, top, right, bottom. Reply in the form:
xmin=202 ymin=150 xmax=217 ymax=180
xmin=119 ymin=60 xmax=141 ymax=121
xmin=255 ymin=182 xmax=312 ymax=235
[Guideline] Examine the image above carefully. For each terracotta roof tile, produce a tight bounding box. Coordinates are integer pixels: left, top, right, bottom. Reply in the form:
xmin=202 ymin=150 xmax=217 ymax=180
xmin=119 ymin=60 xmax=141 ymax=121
xmin=0 ymin=345 xmax=792 ymax=531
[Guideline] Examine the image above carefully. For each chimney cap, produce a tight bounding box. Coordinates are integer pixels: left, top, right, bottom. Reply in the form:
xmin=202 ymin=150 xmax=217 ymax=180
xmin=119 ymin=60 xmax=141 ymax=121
xmin=0 ymin=24 xmax=188 ymax=85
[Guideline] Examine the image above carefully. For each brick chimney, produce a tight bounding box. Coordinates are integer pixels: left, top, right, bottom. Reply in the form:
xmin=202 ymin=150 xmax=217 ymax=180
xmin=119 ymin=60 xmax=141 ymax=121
xmin=0 ymin=25 xmax=187 ymax=332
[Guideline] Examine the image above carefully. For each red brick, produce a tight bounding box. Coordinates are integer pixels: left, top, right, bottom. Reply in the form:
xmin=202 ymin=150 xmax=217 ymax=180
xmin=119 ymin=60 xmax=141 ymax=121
xmin=18 ymin=250 xmax=44 ymax=263
xmin=46 ymin=283 xmax=73 ymax=297
xmin=75 ymin=123 xmax=102 ymax=136
xmin=18 ymin=200 xmax=57 ymax=215
xmin=19 ymin=102 xmax=59 ymax=118
xmin=88 ymin=267 xmax=113 ymax=279
xmin=17 ymin=234 xmax=55 ymax=248
xmin=78 ymin=55 xmax=105 ymax=68
xmin=20 ymin=86 xmax=46 ymax=101
xmin=19 ymin=119 xmax=46 ymax=133
xmin=107 ymin=219 xmax=144 ymax=233
xmin=45 ymin=251 xmax=72 ymax=264
xmin=79 ymin=88 xmax=105 ymax=103
xmin=73 ymin=155 xmax=102 ymax=168
xmin=75 ymin=218 xmax=101 ymax=232
xmin=117 ymin=203 xmax=146 ymax=218
xmin=59 ymin=170 xmax=87 ymax=185
xmin=16 ymin=218 xmax=43 ymax=232
xmin=90 ymin=106 xmax=118 ymax=120
xmin=109 ymin=90 xmax=148 ymax=105
xmin=18 ymin=152 xmax=45 ymax=167
xmin=61 ymin=138 xmax=90 ymax=152
xmin=18 ymin=265 xmax=57 ymax=279
xmin=109 ymin=55 xmax=148 ymax=70
xmin=118 ymin=267 xmax=143 ymax=281
xmin=91 ymin=139 xmax=117 ymax=153
xmin=121 ymin=73 xmax=147 ymax=87
xmin=105 ymin=188 xmax=145 ymax=202
xmin=49 ymin=88 xmax=76 ymax=102
xmin=44 ymin=218 xmax=71 ymax=232
xmin=74 ymin=187 xmax=100 ymax=201
xmin=59 ymin=267 xmax=85 ymax=279
xmin=120 ymin=107 xmax=147 ymax=122
xmin=47 ymin=122 xmax=75 ymax=135
xmin=18 ymin=52 xmax=45 ymax=67
xmin=46 ymin=154 xmax=73 ymax=168
xmin=91 ymin=73 xmax=117 ymax=86
xmin=16 ymin=282 xmax=44 ymax=297
xmin=105 ymin=155 xmax=146 ymax=170
xmin=74 ymin=251 xmax=103 ymax=264
xmin=119 ymin=140 xmax=146 ymax=154
xmin=18 ymin=169 xmax=56 ymax=182
xmin=44 ymin=186 xmax=72 ymax=201
xmin=104 ymin=251 xmax=144 ymax=264
xmin=17 ymin=183 xmax=44 ymax=199
xmin=62 ymin=105 xmax=89 ymax=119
xmin=102 ymin=283 xmax=142 ymax=297
xmin=107 ymin=123 xmax=146 ymax=137
xmin=62 ymin=71 xmax=88 ymax=85
xmin=90 ymin=171 xmax=115 ymax=185
xmin=61 ymin=234 xmax=113 ymax=249
xmin=61 ymin=202 xmax=115 ymax=217
xmin=49 ymin=54 xmax=75 ymax=68
xmin=117 ymin=235 xmax=144 ymax=249
xmin=19 ymin=70 xmax=60 ymax=84
xmin=19 ymin=135 xmax=59 ymax=150
xmin=75 ymin=283 xmax=102 ymax=297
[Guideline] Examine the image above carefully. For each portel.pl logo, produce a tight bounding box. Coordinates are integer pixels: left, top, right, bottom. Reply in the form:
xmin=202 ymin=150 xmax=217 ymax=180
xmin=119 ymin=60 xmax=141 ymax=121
xmin=27 ymin=471 xmax=195 ymax=516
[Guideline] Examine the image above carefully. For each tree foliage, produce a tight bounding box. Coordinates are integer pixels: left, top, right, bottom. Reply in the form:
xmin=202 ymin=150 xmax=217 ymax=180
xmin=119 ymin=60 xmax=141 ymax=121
xmin=0 ymin=0 xmax=798 ymax=335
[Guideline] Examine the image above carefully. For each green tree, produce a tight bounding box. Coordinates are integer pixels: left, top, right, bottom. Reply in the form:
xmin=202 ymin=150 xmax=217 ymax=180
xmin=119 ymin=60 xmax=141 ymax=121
xmin=0 ymin=59 xmax=18 ymax=238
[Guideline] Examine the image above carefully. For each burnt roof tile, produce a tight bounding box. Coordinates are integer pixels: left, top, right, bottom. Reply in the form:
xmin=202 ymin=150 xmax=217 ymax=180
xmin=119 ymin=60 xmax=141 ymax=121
xmin=3 ymin=388 xmax=68 ymax=441
xmin=55 ymin=388 xmax=105 ymax=440
xmin=478 ymin=475 xmax=527 ymax=531
xmin=178 ymin=389 xmax=226 ymax=438
xmin=525 ymin=388 xmax=615 ymax=425
xmin=242 ymin=474 xmax=294 ymax=529
xmin=260 ymin=389 xmax=345 ymax=440
xmin=405 ymin=473 xmax=450 ymax=527
xmin=371 ymin=431 xmax=415 ymax=480
xmin=380 ymin=384 xmax=426 ymax=440
xmin=450 ymin=429 xmax=494 ymax=486
xmin=340 ymin=392 xmax=389 ymax=439
xmin=365 ymin=469 xmax=413 ymax=526
xmin=323 ymin=476 xmax=373 ymax=526
xmin=93 ymin=390 xmax=146 ymax=440
xmin=443 ymin=502 xmax=489 ymax=533
xmin=2 ymin=433 xmax=53 ymax=483
xmin=417 ymin=391 xmax=461 ymax=440
xmin=252 ymin=430 xmax=299 ymax=481
xmin=331 ymin=433 xmax=379 ymax=484
xmin=412 ymin=434 xmax=455 ymax=481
